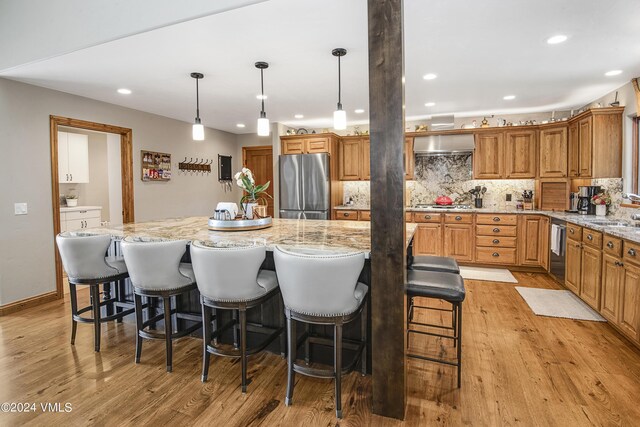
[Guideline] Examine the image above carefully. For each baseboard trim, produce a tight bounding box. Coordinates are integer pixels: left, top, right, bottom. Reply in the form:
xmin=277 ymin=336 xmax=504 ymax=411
xmin=0 ymin=291 xmax=60 ymax=316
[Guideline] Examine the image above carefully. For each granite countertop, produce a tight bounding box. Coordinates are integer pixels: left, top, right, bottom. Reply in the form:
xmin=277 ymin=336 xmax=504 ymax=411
xmin=83 ymin=217 xmax=417 ymax=258
xmin=60 ymin=205 xmax=102 ymax=212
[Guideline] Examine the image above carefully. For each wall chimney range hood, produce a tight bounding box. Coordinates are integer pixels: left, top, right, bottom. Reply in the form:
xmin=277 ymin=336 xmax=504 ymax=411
xmin=413 ymin=133 xmax=475 ymax=155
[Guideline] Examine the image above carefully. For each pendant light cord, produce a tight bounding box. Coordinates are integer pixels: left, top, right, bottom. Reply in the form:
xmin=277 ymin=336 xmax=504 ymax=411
xmin=337 ymin=55 xmax=342 ymax=108
xmin=195 ymin=77 xmax=200 ymax=120
xmin=260 ymin=68 xmax=265 ymax=114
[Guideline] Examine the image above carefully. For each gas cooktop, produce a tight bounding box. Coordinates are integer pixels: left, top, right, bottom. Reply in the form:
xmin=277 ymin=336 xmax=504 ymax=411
xmin=413 ymin=204 xmax=472 ymax=209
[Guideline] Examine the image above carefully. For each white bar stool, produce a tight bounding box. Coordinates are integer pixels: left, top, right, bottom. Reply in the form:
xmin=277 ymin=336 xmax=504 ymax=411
xmin=190 ymin=240 xmax=284 ymax=392
xmin=56 ymin=232 xmax=134 ymax=352
xmin=121 ymin=237 xmax=202 ymax=372
xmin=274 ymin=246 xmax=368 ymax=419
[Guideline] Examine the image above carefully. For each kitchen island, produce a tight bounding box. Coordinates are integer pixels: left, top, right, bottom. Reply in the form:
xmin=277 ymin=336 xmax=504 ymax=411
xmin=83 ymin=217 xmax=418 ymax=373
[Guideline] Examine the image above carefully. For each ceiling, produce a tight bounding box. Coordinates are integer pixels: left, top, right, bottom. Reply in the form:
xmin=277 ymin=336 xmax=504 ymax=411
xmin=2 ymin=0 xmax=639 ymax=134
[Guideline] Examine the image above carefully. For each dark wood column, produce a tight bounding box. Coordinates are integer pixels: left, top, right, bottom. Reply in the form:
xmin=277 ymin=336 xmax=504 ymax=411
xmin=368 ymin=0 xmax=406 ymax=420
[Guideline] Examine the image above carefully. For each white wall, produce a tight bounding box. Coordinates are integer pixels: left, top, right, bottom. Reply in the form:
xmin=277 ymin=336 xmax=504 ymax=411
xmin=106 ymin=133 xmax=123 ymax=226
xmin=0 ymin=77 xmax=242 ymax=305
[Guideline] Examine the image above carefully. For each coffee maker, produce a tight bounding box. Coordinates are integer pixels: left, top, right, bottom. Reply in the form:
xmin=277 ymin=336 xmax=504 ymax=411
xmin=577 ymin=186 xmax=601 ymax=215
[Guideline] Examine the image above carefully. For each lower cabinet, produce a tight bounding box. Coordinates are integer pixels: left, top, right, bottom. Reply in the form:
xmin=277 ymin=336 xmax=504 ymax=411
xmin=517 ymin=215 xmax=550 ymax=269
xmin=444 ymin=224 xmax=474 ymax=262
xmin=60 ymin=208 xmax=102 ymax=232
xmin=601 ymin=254 xmax=623 ymax=323
xmin=565 ymin=237 xmax=582 ymax=294
xmin=620 ymin=263 xmax=640 ymax=341
xmin=580 ymin=245 xmax=602 ymax=310
xmin=413 ymin=223 xmax=443 ymax=256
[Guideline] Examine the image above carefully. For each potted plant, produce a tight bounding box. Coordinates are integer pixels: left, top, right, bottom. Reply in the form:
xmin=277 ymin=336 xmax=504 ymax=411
xmin=65 ymin=193 xmax=78 ymax=207
xmin=235 ymin=167 xmax=271 ymax=219
xmin=591 ymin=192 xmax=611 ymax=216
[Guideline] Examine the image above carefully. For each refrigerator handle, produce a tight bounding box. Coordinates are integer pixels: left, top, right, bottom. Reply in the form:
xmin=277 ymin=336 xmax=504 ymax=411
xmin=299 ymin=156 xmax=305 ymax=210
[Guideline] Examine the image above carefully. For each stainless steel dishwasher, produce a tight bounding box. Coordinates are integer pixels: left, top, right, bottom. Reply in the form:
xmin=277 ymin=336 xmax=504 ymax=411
xmin=549 ymin=218 xmax=566 ymax=282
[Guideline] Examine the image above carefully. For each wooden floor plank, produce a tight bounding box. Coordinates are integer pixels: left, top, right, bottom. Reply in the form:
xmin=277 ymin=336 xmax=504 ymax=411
xmin=2 ymin=273 xmax=640 ymax=425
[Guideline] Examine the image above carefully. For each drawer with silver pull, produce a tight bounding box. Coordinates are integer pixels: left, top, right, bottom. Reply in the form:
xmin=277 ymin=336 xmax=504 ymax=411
xmin=476 ymin=235 xmax=517 ymax=248
xmin=414 ymin=213 xmax=441 ymax=223
xmin=581 ymin=228 xmax=602 ymax=249
xmin=623 ymin=241 xmax=640 ymax=265
xmin=335 ymin=210 xmax=358 ymax=221
xmin=603 ymin=235 xmax=622 ymax=257
xmin=476 ymin=224 xmax=517 ymax=237
xmin=444 ymin=213 xmax=473 ymax=224
xmin=566 ymin=223 xmax=582 ymax=240
xmin=476 ymin=214 xmax=517 ymax=226
xmin=475 ymin=247 xmax=517 ymax=265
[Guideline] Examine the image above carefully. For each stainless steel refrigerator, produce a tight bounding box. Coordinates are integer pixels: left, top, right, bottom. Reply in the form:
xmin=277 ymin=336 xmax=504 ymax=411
xmin=279 ymin=153 xmax=330 ymax=219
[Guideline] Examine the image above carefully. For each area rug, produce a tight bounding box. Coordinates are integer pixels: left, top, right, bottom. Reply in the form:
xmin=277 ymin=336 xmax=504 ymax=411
xmin=459 ymin=266 xmax=518 ymax=283
xmin=515 ymin=287 xmax=606 ymax=322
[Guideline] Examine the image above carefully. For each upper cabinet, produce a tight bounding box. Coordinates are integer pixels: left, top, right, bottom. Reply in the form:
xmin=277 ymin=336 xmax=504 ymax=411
xmin=568 ymin=108 xmax=623 ymax=178
xmin=404 ymin=137 xmax=414 ymax=180
xmin=281 ymin=134 xmax=336 ymax=155
xmin=473 ymin=132 xmax=503 ymax=179
xmin=58 ymin=131 xmax=90 ymax=183
xmin=338 ymin=136 xmax=413 ymax=181
xmin=504 ymin=130 xmax=537 ymax=178
xmin=539 ymin=125 xmax=568 ymax=178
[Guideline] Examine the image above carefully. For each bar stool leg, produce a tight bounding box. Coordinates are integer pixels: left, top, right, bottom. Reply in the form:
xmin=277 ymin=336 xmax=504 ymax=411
xmin=279 ymin=297 xmax=286 ymax=358
xmin=232 ymin=310 xmax=240 ymax=350
xmin=457 ymin=302 xmax=462 ymax=388
xmin=452 ymin=303 xmax=457 ymax=348
xmin=212 ymin=308 xmax=218 ymax=346
xmin=304 ymin=324 xmax=311 ymax=365
xmin=69 ymin=282 xmax=78 ymax=345
xmin=285 ymin=314 xmax=296 ymax=406
xmin=90 ymin=285 xmax=101 ymax=352
xmin=134 ymin=294 xmax=144 ymax=363
xmin=201 ymin=303 xmax=211 ymax=382
xmin=334 ymin=322 xmax=343 ymax=419
xmin=361 ymin=300 xmax=367 ymax=376
xmin=240 ymin=307 xmax=248 ymax=393
xmin=163 ymin=297 xmax=173 ymax=372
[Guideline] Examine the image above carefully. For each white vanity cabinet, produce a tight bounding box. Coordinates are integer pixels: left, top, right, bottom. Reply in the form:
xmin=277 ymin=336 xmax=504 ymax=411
xmin=60 ymin=207 xmax=102 ymax=232
xmin=58 ymin=131 xmax=90 ymax=183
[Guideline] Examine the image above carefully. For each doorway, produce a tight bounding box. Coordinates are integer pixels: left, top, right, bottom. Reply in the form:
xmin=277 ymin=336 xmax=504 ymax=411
xmin=50 ymin=116 xmax=134 ymax=299
xmin=242 ymin=146 xmax=274 ymax=217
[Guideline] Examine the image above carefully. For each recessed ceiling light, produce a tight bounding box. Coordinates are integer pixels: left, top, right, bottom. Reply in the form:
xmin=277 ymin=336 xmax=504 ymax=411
xmin=294 ymin=114 xmax=304 ymax=119
xmin=422 ymin=73 xmax=437 ymax=80
xmin=236 ymin=123 xmax=246 ymax=128
xmin=117 ymin=88 xmax=132 ymax=95
xmin=503 ymin=95 xmax=516 ymax=100
xmin=547 ymin=35 xmax=568 ymax=45
xmin=256 ymin=94 xmax=268 ymax=100
xmin=605 ymin=70 xmax=622 ymax=77
xmin=354 ymin=109 xmax=365 ymax=114
xmin=424 ymin=102 xmax=436 ymax=107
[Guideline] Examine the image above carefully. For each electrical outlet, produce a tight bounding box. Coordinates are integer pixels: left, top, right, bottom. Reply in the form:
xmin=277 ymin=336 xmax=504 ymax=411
xmin=506 ymin=194 xmax=512 ymax=202
xmin=14 ymin=202 xmax=28 ymax=215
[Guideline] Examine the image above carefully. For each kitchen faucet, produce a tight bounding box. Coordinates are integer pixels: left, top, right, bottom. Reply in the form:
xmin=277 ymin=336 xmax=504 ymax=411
xmin=622 ymin=193 xmax=640 ymax=220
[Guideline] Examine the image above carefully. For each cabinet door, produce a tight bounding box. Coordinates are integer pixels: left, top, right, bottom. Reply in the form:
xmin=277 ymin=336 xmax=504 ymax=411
xmin=67 ymin=133 xmax=90 ymax=183
xmin=361 ymin=138 xmax=371 ymax=180
xmin=504 ymin=130 xmax=536 ymax=178
xmin=414 ymin=223 xmax=443 ymax=256
xmin=539 ymin=126 xmax=568 ymax=178
xmin=580 ymin=245 xmax=602 ymax=310
xmin=568 ymin=122 xmax=579 ymax=177
xmin=57 ymin=131 xmax=69 ymax=182
xmin=473 ymin=132 xmax=503 ymax=179
xmin=578 ymin=117 xmax=593 ymax=178
xmin=444 ymin=224 xmax=474 ymax=262
xmin=518 ymin=215 xmax=548 ymax=267
xmin=339 ymin=139 xmax=361 ymax=180
xmin=620 ymin=263 xmax=640 ymax=341
xmin=404 ymin=137 xmax=414 ymax=179
xmin=565 ymin=239 xmax=582 ymax=294
xmin=84 ymin=217 xmax=101 ymax=229
xmin=305 ymin=137 xmax=330 ymax=154
xmin=600 ymin=254 xmax=622 ymax=323
xmin=282 ymin=139 xmax=305 ymax=154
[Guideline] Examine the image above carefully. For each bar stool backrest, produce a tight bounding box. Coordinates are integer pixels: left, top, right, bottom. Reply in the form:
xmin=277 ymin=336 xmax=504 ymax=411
xmin=56 ymin=232 xmax=117 ymax=281
xmin=121 ymin=237 xmax=192 ymax=290
xmin=190 ymin=241 xmax=266 ymax=301
xmin=274 ymin=246 xmax=365 ymax=316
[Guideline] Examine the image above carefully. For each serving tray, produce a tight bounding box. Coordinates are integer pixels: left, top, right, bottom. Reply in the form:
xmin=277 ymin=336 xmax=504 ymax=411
xmin=208 ymin=216 xmax=272 ymax=231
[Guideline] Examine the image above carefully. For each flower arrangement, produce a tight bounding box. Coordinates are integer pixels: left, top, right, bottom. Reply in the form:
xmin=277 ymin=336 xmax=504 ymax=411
xmin=234 ymin=167 xmax=271 ymax=216
xmin=591 ymin=192 xmax=611 ymax=206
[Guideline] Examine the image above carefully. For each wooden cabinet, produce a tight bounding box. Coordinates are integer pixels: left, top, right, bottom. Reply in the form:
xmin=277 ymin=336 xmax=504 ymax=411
xmin=580 ymin=245 xmax=602 ymax=310
xmin=339 ymin=138 xmax=362 ymax=180
xmin=473 ymin=132 xmax=503 ymax=179
xmin=58 ymin=131 xmax=90 ymax=183
xmin=601 ymin=254 xmax=623 ymax=323
xmin=334 ymin=210 xmax=358 ymax=220
xmin=620 ymin=262 xmax=640 ymax=341
xmin=404 ymin=137 xmax=414 ymax=180
xmin=568 ymin=122 xmax=580 ymax=177
xmin=565 ymin=235 xmax=582 ymax=294
xmin=414 ymin=223 xmax=443 ymax=256
xmin=60 ymin=208 xmax=102 ymax=232
xmin=504 ymin=130 xmax=536 ymax=178
xmin=281 ymin=135 xmax=332 ymax=155
xmin=578 ymin=117 xmax=593 ymax=177
xmin=361 ymin=139 xmax=371 ymax=180
xmin=444 ymin=224 xmax=474 ymax=262
xmin=517 ymin=215 xmax=549 ymax=269
xmin=358 ymin=210 xmax=371 ymax=221
xmin=539 ymin=125 xmax=568 ymax=178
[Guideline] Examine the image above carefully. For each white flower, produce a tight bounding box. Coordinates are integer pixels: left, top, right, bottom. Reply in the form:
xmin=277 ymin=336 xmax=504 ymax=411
xmin=234 ymin=172 xmax=241 ymax=180
xmin=236 ymin=179 xmax=244 ymax=188
xmin=242 ymin=167 xmax=250 ymax=174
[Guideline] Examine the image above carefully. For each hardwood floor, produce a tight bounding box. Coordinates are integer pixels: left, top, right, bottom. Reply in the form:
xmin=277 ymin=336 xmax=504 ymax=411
xmin=1 ymin=273 xmax=640 ymax=426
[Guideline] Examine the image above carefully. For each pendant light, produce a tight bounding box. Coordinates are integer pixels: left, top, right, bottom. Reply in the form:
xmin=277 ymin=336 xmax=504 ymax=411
xmin=332 ymin=48 xmax=347 ymax=130
xmin=190 ymin=72 xmax=205 ymax=141
xmin=255 ymin=62 xmax=270 ymax=137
